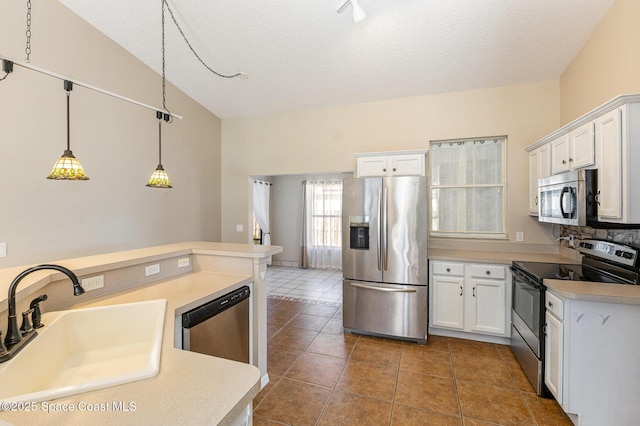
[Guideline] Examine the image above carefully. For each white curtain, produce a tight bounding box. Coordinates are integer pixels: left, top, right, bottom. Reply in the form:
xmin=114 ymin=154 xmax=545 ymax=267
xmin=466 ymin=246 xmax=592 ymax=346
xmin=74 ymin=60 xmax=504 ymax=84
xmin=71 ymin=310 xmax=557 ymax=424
xmin=253 ymin=180 xmax=271 ymax=248
xmin=301 ymin=180 xmax=342 ymax=270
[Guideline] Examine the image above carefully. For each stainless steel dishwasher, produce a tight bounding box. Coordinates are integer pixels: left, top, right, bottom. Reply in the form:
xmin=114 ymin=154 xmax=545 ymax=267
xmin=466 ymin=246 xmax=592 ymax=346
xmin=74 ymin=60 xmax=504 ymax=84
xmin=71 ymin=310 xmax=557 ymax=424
xmin=181 ymin=286 xmax=250 ymax=363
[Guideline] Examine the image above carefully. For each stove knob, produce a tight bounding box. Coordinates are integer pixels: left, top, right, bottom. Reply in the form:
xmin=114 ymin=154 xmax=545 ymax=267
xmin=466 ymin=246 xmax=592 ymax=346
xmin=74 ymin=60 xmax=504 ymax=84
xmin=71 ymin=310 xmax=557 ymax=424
xmin=580 ymin=242 xmax=593 ymax=249
xmin=623 ymin=252 xmax=634 ymax=259
xmin=616 ymin=250 xmax=623 ymax=257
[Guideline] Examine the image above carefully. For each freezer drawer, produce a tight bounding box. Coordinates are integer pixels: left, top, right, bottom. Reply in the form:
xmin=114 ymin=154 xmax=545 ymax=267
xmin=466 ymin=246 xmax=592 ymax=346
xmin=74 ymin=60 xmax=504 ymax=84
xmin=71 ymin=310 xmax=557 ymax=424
xmin=343 ymin=279 xmax=427 ymax=344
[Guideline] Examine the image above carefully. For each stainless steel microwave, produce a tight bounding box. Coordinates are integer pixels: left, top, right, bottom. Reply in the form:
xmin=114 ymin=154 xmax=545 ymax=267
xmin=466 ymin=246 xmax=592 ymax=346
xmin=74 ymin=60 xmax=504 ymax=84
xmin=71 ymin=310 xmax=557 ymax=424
xmin=538 ymin=169 xmax=597 ymax=226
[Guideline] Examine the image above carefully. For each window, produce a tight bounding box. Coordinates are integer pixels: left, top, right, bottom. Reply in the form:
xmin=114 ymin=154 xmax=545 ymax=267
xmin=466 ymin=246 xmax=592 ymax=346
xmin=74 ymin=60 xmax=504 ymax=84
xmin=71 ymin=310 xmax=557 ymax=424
xmin=429 ymin=137 xmax=507 ymax=239
xmin=302 ymin=180 xmax=343 ymax=269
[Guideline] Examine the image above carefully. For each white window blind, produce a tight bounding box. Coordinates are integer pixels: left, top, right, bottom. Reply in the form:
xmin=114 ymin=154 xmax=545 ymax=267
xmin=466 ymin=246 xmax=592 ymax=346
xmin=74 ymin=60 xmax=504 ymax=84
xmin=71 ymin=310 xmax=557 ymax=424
xmin=429 ymin=137 xmax=507 ymax=239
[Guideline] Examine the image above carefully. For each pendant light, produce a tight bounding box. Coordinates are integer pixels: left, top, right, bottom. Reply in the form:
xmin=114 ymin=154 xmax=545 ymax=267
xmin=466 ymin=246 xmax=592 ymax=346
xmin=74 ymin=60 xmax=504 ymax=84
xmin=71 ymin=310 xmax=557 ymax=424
xmin=147 ymin=0 xmax=173 ymax=189
xmin=146 ymin=111 xmax=172 ymax=188
xmin=47 ymin=80 xmax=89 ymax=180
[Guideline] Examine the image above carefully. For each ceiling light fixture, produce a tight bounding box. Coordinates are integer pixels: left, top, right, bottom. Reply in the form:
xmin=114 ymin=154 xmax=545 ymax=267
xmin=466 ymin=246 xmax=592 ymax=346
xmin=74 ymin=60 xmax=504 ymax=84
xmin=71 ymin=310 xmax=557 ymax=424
xmin=146 ymin=0 xmax=173 ymax=189
xmin=47 ymin=80 xmax=89 ymax=181
xmin=146 ymin=111 xmax=172 ymax=188
xmin=337 ymin=0 xmax=367 ymax=24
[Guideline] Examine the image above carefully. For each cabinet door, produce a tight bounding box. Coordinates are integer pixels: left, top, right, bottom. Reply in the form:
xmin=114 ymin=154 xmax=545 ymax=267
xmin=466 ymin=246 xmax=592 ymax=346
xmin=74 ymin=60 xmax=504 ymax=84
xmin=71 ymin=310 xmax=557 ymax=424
xmin=468 ymin=279 xmax=506 ymax=335
xmin=538 ymin=144 xmax=551 ymax=178
xmin=595 ymin=108 xmax=623 ymax=220
xmin=529 ymin=150 xmax=540 ymax=215
xmin=357 ymin=157 xmax=389 ymax=177
xmin=431 ymin=275 xmax=464 ymax=330
xmin=569 ymin=122 xmax=595 ymax=169
xmin=390 ymin=154 xmax=425 ymax=176
xmin=551 ymin=134 xmax=570 ymax=174
xmin=545 ymin=311 xmax=564 ymax=403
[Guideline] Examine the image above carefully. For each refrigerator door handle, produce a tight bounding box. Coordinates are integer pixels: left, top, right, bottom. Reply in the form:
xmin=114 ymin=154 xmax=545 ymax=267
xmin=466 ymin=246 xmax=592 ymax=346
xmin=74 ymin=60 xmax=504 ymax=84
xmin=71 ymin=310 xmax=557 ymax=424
xmin=377 ymin=187 xmax=382 ymax=271
xmin=382 ymin=186 xmax=388 ymax=271
xmin=349 ymin=282 xmax=418 ymax=293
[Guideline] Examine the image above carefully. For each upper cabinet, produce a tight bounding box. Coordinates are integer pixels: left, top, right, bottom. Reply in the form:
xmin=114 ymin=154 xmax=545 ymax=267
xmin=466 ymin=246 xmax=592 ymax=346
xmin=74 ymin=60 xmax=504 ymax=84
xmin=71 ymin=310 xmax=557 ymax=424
xmin=528 ymin=144 xmax=551 ymax=215
xmin=355 ymin=150 xmax=427 ymax=177
xmin=550 ymin=122 xmax=595 ymax=174
xmin=527 ymin=94 xmax=640 ymax=225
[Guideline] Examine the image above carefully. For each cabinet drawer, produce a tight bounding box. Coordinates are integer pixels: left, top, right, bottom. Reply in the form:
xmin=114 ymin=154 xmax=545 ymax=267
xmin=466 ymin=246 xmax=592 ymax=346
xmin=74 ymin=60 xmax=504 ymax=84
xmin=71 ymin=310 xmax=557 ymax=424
xmin=469 ymin=264 xmax=506 ymax=279
xmin=431 ymin=261 xmax=464 ymax=276
xmin=546 ymin=291 xmax=564 ymax=320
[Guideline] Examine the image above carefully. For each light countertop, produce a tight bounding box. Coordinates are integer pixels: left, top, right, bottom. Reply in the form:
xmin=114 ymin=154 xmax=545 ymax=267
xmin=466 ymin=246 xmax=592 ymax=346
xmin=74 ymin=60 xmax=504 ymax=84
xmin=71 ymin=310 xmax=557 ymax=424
xmin=0 ymin=241 xmax=282 ymax=312
xmin=428 ymin=249 xmax=579 ymax=265
xmin=0 ymin=271 xmax=260 ymax=426
xmin=545 ymin=279 xmax=640 ymax=306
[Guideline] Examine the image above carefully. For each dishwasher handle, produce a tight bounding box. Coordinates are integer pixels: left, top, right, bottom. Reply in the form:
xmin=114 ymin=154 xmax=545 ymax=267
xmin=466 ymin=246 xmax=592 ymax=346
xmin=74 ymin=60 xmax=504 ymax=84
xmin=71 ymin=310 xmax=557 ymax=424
xmin=182 ymin=286 xmax=250 ymax=328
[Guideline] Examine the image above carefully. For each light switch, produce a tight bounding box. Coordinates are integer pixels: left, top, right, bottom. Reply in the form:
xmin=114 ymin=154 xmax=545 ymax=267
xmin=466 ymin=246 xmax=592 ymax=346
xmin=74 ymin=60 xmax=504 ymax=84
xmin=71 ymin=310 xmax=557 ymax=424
xmin=236 ymin=224 xmax=244 ymax=232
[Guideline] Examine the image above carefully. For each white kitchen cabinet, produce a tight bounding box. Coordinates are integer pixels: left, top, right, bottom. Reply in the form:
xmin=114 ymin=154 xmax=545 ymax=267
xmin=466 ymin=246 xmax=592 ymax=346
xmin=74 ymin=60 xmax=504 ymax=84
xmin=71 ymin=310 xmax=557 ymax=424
xmin=430 ymin=261 xmax=510 ymax=340
xmin=431 ymin=272 xmax=465 ymax=330
xmin=528 ymin=144 xmax=551 ymax=215
xmin=527 ymin=94 xmax=640 ymax=225
xmin=544 ymin=308 xmax=563 ymax=403
xmin=356 ymin=151 xmax=426 ymax=177
xmin=543 ymin=290 xmax=640 ymax=425
xmin=550 ymin=122 xmax=594 ymax=174
xmin=594 ymin=104 xmax=640 ymax=224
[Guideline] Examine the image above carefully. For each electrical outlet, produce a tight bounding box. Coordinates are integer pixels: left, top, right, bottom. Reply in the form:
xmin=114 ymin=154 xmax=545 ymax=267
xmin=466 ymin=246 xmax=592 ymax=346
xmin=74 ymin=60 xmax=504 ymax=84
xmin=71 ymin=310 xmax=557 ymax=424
xmin=82 ymin=275 xmax=104 ymax=291
xmin=236 ymin=224 xmax=244 ymax=233
xmin=516 ymin=232 xmax=524 ymax=242
xmin=145 ymin=264 xmax=160 ymax=276
xmin=178 ymin=257 xmax=190 ymax=268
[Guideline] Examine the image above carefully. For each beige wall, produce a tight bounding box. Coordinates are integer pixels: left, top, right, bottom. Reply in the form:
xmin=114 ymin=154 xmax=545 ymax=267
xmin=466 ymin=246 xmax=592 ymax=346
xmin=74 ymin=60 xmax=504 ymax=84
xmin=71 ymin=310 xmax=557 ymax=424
xmin=0 ymin=1 xmax=222 ymax=267
xmin=222 ymin=80 xmax=561 ymax=251
xmin=560 ymin=0 xmax=640 ymax=124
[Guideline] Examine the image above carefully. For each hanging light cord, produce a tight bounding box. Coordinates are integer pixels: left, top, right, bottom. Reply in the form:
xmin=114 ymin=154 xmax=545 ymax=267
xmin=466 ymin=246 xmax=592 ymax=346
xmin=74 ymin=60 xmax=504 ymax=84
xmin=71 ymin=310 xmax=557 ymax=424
xmin=25 ymin=0 xmax=32 ymax=63
xmin=66 ymin=90 xmax=71 ymax=151
xmin=161 ymin=0 xmax=243 ymax=80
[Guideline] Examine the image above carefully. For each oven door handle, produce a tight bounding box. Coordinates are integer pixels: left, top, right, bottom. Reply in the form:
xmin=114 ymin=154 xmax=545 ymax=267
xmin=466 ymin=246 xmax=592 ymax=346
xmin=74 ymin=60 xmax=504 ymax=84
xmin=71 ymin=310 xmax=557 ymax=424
xmin=510 ymin=268 xmax=543 ymax=290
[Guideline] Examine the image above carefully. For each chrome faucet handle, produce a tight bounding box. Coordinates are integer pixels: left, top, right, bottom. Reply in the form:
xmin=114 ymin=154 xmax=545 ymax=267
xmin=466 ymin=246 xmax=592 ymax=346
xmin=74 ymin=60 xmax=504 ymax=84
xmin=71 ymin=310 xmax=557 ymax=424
xmin=20 ymin=309 xmax=34 ymax=334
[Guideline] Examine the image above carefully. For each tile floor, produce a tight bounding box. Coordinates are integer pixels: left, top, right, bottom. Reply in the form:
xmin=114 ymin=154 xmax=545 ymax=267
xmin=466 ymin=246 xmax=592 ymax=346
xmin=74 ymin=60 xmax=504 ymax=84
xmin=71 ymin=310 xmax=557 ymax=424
xmin=266 ymin=266 xmax=343 ymax=305
xmin=255 ymin=266 xmax=572 ymax=426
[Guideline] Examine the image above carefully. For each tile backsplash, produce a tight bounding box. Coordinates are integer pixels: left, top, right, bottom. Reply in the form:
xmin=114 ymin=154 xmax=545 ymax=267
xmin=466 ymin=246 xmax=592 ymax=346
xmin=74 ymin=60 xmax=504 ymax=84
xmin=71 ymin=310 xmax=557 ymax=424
xmin=561 ymin=225 xmax=640 ymax=245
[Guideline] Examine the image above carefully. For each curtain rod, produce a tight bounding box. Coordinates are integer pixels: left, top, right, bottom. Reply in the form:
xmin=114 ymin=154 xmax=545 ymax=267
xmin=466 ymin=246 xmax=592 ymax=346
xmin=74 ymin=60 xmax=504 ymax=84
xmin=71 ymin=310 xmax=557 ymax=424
xmin=0 ymin=56 xmax=183 ymax=120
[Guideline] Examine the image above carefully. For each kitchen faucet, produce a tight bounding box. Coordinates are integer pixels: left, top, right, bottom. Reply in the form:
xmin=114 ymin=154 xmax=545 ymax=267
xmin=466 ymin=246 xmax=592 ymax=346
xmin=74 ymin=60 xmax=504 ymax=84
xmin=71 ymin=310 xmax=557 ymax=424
xmin=0 ymin=264 xmax=85 ymax=362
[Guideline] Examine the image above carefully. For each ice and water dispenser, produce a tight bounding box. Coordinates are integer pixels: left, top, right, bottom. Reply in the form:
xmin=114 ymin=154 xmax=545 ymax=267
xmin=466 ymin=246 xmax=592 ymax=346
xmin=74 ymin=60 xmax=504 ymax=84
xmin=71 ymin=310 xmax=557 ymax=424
xmin=349 ymin=216 xmax=370 ymax=249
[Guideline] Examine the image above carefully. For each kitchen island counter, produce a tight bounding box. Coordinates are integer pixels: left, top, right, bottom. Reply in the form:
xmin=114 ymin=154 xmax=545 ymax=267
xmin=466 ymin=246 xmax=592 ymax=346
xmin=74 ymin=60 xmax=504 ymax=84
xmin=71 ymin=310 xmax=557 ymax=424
xmin=0 ymin=271 xmax=260 ymax=425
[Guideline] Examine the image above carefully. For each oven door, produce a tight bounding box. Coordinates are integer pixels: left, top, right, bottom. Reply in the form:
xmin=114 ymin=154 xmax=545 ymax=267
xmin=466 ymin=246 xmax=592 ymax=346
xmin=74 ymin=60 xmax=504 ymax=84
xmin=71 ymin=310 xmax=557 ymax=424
xmin=510 ymin=268 xmax=543 ymax=357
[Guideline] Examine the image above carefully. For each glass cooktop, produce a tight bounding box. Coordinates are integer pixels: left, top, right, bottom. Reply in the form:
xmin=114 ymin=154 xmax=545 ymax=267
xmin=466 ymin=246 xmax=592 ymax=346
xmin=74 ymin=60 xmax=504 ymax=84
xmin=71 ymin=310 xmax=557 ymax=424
xmin=513 ymin=261 xmax=638 ymax=285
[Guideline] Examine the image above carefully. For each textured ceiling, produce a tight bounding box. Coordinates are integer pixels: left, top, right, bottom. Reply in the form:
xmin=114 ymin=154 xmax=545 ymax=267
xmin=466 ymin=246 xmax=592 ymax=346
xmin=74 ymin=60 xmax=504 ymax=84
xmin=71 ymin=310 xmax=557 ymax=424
xmin=58 ymin=0 xmax=614 ymax=119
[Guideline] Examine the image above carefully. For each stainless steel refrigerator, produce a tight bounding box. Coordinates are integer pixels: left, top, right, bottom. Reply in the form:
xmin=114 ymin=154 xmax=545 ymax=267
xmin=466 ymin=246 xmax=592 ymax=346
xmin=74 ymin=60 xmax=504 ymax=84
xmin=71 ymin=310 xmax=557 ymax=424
xmin=342 ymin=176 xmax=428 ymax=344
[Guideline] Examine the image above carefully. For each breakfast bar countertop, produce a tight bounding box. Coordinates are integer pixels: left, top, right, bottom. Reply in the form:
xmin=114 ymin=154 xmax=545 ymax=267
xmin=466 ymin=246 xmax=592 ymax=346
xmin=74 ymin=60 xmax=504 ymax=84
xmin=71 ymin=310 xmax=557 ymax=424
xmin=0 ymin=271 xmax=259 ymax=426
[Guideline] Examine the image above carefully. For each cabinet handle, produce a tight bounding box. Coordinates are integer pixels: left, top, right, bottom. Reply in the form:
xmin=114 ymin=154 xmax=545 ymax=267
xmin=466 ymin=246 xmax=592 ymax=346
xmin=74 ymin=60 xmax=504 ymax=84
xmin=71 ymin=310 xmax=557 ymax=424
xmin=472 ymin=286 xmax=476 ymax=297
xmin=459 ymin=286 xmax=463 ymax=296
xmin=446 ymin=268 xmax=451 ymax=272
xmin=535 ymin=195 xmax=538 ymax=206
xmin=383 ymin=168 xmax=387 ymax=172
xmin=543 ymin=324 xmax=547 ymax=336
xmin=393 ymin=168 xmax=397 ymax=172
xmin=548 ymin=301 xmax=553 ymax=308
xmin=485 ymin=270 xmax=491 ymax=275
xmin=562 ymin=160 xmax=567 ymax=165
xmin=569 ymin=157 xmax=573 ymax=162
xmin=595 ymin=190 xmax=600 ymax=205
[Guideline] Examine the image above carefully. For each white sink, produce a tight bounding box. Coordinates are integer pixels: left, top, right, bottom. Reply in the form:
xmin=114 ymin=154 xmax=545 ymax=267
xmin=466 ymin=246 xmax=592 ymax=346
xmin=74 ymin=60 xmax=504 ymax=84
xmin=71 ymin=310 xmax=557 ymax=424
xmin=0 ymin=299 xmax=166 ymax=402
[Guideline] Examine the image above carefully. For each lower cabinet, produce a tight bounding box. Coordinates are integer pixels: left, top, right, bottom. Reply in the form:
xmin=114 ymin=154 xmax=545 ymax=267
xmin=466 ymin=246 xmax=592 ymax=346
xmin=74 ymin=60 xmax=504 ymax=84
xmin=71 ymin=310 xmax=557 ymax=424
xmin=544 ymin=310 xmax=563 ymax=402
xmin=430 ymin=261 xmax=510 ymax=339
xmin=544 ymin=290 xmax=640 ymax=425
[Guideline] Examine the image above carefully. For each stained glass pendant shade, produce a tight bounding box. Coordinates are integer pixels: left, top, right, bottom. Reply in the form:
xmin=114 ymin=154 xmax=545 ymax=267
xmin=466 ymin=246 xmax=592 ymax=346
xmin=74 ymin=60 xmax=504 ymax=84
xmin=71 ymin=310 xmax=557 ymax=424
xmin=47 ymin=81 xmax=89 ymax=180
